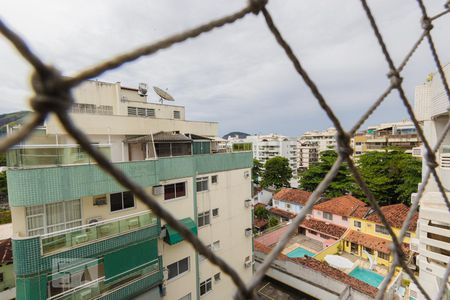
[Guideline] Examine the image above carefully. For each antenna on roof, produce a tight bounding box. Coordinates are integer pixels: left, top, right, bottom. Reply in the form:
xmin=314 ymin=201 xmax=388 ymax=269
xmin=138 ymin=83 xmax=148 ymax=97
xmin=153 ymin=86 xmax=175 ymax=104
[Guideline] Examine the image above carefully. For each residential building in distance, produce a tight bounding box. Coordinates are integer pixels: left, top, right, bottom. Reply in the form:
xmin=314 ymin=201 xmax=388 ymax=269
xmin=297 ymin=127 xmax=336 ymax=171
xmin=412 ymin=62 xmax=450 ymax=300
xmin=228 ymin=134 xmax=298 ymax=177
xmin=6 ymin=79 xmax=253 ymax=300
xmin=351 ymin=120 xmax=420 ymax=157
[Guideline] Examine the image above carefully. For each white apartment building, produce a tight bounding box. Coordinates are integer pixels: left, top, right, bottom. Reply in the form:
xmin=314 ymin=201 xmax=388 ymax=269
xmin=229 ymin=134 xmax=298 ymax=177
xmin=411 ymin=63 xmax=450 ymax=300
xmin=298 ymin=127 xmax=337 ymax=170
xmin=7 ymin=79 xmax=253 ymax=300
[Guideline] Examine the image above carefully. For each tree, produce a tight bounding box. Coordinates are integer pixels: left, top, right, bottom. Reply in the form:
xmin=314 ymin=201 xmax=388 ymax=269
xmin=254 ymin=206 xmax=269 ymax=220
xmin=252 ymin=159 xmax=263 ymax=184
xmin=260 ymin=156 xmax=292 ymax=189
xmin=358 ymin=150 xmax=421 ymax=205
xmin=299 ymin=150 xmax=358 ymax=198
xmin=268 ymin=216 xmax=279 ymax=227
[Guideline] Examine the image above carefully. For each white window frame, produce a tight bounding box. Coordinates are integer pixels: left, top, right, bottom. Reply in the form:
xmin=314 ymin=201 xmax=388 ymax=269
xmin=323 ymin=212 xmax=333 ymax=220
xmin=200 ymin=278 xmax=212 ymax=296
xmin=198 ymin=211 xmax=211 ymax=228
xmin=167 ymin=257 xmax=190 ymax=281
xmin=354 ymin=220 xmax=362 ymax=228
xmin=26 ymin=199 xmax=83 ymax=236
xmin=196 ymin=177 xmax=209 ymax=192
xmin=163 ymin=182 xmax=187 ymax=201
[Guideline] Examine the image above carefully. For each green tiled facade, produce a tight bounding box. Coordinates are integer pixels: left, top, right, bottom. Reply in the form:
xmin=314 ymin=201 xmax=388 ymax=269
xmin=8 ymin=152 xmax=252 ymax=206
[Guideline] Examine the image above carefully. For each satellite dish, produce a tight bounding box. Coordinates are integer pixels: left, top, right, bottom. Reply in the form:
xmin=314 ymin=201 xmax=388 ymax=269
xmin=153 ymin=86 xmax=174 ymax=104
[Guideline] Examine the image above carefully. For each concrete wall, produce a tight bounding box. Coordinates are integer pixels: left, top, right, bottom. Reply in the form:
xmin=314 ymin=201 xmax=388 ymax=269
xmin=313 ymin=209 xmax=349 ymax=227
xmin=273 ymin=200 xmax=303 ymax=214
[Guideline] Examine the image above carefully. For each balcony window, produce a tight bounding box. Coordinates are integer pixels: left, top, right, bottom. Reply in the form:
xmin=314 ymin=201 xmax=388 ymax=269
xmin=110 ymin=191 xmax=135 ymax=212
xmin=164 ymin=182 xmax=186 ymax=200
xmin=26 ymin=199 xmax=82 ymax=236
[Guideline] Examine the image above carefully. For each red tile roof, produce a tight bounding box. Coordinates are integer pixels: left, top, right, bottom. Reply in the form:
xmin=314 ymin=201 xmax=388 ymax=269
xmin=314 ymin=195 xmax=366 ymax=217
xmin=365 ymin=204 xmax=418 ymax=231
xmin=254 ymin=241 xmax=377 ymax=297
xmin=0 ymin=238 xmax=12 ymax=264
xmin=270 ymin=207 xmax=296 ymax=219
xmin=344 ymin=230 xmax=394 ymax=254
xmin=254 ymin=218 xmax=268 ymax=229
xmin=300 ymin=218 xmax=347 ymax=239
xmin=351 ymin=206 xmax=371 ymax=219
xmin=273 ymin=188 xmax=312 ymax=205
xmin=294 ymin=256 xmax=378 ymax=297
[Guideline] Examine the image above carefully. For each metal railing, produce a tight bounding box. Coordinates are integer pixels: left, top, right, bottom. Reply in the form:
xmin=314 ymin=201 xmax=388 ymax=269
xmin=1 ymin=0 xmax=449 ymax=299
xmin=41 ymin=210 xmax=157 ymax=255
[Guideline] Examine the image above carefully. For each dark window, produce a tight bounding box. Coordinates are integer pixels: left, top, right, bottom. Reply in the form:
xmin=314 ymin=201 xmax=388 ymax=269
xmin=164 ymin=182 xmax=186 ymax=200
xmin=214 ymin=272 xmax=221 ymax=282
xmin=174 ymin=111 xmax=181 ymax=119
xmin=155 ymin=143 xmax=171 ymax=157
xmin=200 ymin=278 xmax=212 ymax=296
xmin=211 ymin=175 xmax=218 ymax=184
xmin=167 ymin=257 xmax=190 ymax=280
xmin=0 ymin=272 xmax=3 ymax=283
xmin=364 ymin=247 xmax=373 ymax=255
xmin=172 ymin=143 xmax=191 ymax=156
xmin=323 ymin=212 xmax=333 ymax=220
xmin=375 ymin=224 xmax=389 ymax=235
xmin=110 ymin=191 xmax=134 ymax=212
xmin=354 ymin=220 xmax=362 ymax=228
xmin=378 ymin=252 xmax=390 ymax=261
xmin=342 ymin=216 xmax=348 ymax=221
xmin=212 ymin=208 xmax=219 ymax=217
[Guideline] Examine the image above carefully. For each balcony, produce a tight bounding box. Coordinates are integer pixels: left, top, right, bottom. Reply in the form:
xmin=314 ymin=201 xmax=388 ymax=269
xmin=50 ymin=257 xmax=162 ymax=300
xmin=41 ymin=211 xmax=157 ymax=255
xmin=7 ymin=144 xmax=111 ymax=168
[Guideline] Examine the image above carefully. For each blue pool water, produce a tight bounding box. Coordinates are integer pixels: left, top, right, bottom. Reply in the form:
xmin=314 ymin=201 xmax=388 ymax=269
xmin=287 ymin=247 xmax=314 ymax=258
xmin=349 ymin=267 xmax=384 ymax=287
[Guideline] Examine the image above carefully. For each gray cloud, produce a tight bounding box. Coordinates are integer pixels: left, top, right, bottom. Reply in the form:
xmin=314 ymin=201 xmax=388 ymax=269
xmin=0 ymin=0 xmax=449 ymax=136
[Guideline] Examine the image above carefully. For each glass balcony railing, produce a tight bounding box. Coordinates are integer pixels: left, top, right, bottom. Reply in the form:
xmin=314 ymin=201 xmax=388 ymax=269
xmin=41 ymin=211 xmax=157 ymax=255
xmin=51 ymin=258 xmax=161 ymax=300
xmin=7 ymin=144 xmax=111 ymax=168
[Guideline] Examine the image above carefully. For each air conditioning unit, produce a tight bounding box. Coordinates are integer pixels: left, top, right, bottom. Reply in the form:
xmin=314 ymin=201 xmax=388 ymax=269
xmin=86 ymin=217 xmax=102 ymax=224
xmin=410 ymin=238 xmax=419 ymax=253
xmin=245 ymin=228 xmax=252 ymax=237
xmin=153 ymin=185 xmax=164 ymax=196
xmin=244 ymin=260 xmax=253 ymax=268
xmin=80 ymin=290 xmax=92 ymax=300
xmin=244 ymin=199 xmax=251 ymax=208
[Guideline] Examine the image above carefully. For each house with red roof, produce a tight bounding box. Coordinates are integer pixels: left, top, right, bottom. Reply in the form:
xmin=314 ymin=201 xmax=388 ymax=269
xmin=270 ymin=188 xmax=311 ymax=221
xmin=298 ymin=195 xmax=366 ymax=247
xmin=345 ymin=203 xmax=418 ymax=268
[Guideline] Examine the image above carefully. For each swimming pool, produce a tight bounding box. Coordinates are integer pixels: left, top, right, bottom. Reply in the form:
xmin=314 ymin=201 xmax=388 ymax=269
xmin=286 ymin=247 xmax=314 ymax=258
xmin=349 ymin=267 xmax=384 ymax=287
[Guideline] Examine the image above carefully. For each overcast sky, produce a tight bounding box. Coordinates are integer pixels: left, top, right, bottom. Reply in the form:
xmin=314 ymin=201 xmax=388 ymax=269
xmin=1 ymin=1 xmax=449 ymax=137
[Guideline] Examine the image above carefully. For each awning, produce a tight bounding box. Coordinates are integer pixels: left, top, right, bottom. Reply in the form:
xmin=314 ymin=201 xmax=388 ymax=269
xmin=165 ymin=218 xmax=197 ymax=245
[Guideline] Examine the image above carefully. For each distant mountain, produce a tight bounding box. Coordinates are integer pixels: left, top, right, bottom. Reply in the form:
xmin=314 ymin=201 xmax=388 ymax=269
xmin=222 ymin=131 xmax=250 ymax=140
xmin=0 ymin=111 xmax=31 ymax=135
